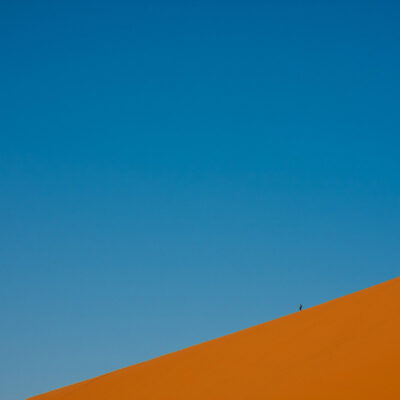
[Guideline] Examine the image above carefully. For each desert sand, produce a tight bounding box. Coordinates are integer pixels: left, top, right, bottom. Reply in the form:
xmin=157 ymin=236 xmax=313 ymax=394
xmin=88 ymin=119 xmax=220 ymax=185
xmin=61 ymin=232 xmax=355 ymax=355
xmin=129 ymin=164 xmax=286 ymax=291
xmin=28 ymin=277 xmax=400 ymax=400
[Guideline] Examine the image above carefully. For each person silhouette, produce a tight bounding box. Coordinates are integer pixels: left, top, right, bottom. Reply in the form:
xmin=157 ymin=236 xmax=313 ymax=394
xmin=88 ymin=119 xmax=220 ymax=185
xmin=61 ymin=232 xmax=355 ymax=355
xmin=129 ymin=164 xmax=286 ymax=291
xmin=299 ymin=304 xmax=303 ymax=311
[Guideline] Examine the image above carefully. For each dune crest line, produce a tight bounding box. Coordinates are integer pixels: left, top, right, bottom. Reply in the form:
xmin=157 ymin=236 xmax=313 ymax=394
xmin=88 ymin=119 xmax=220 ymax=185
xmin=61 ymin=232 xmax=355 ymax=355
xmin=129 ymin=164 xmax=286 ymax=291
xmin=29 ymin=277 xmax=400 ymax=400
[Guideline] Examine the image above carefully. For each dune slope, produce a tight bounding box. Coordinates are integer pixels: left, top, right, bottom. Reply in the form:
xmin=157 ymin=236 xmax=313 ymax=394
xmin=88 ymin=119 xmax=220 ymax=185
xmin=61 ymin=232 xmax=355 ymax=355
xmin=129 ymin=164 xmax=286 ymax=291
xmin=28 ymin=277 xmax=400 ymax=400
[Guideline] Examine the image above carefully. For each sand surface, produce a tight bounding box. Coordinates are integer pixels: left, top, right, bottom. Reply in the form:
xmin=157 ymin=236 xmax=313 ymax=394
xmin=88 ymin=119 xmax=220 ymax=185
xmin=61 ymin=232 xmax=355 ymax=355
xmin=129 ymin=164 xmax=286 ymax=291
xmin=28 ymin=277 xmax=400 ymax=399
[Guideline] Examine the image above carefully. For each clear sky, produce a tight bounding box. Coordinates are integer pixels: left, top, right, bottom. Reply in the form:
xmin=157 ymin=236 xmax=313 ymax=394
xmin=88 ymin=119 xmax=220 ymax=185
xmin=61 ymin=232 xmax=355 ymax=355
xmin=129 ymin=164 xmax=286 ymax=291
xmin=1 ymin=1 xmax=399 ymax=399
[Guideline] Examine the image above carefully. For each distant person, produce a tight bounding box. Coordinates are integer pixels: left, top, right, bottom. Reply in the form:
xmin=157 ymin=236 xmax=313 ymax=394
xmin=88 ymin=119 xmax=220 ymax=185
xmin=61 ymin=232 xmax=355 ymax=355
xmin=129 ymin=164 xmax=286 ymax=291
xmin=299 ymin=304 xmax=303 ymax=311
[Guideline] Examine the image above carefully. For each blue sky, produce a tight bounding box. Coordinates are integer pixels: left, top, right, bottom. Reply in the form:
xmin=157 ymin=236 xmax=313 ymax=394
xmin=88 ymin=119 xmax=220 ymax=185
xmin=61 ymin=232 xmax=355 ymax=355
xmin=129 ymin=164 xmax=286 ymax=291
xmin=1 ymin=1 xmax=399 ymax=399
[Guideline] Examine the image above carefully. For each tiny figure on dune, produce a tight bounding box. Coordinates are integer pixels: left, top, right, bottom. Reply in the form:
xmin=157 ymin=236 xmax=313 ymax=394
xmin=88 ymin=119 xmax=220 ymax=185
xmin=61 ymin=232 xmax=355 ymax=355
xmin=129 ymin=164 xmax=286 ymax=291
xmin=299 ymin=304 xmax=303 ymax=311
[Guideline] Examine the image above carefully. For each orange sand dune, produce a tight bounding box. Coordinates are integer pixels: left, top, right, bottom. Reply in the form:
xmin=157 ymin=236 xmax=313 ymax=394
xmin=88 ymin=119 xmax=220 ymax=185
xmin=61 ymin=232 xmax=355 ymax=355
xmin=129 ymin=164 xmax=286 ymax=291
xmin=29 ymin=277 xmax=400 ymax=400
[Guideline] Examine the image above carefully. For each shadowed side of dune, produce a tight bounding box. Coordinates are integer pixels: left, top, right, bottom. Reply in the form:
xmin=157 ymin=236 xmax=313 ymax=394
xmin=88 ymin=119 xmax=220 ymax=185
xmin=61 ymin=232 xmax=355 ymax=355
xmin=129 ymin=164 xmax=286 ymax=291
xmin=28 ymin=277 xmax=400 ymax=400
